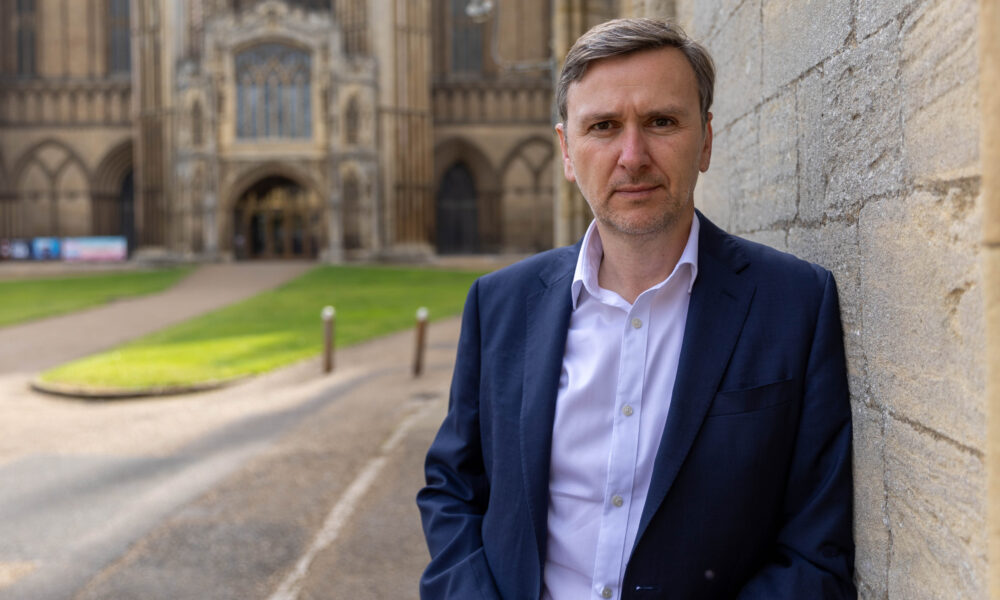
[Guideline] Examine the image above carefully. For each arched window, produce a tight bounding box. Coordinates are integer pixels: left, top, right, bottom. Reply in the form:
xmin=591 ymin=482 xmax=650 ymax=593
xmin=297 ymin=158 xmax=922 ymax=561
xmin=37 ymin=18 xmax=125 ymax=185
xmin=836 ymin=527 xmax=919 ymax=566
xmin=450 ymin=0 xmax=483 ymax=75
xmin=236 ymin=43 xmax=312 ymax=139
xmin=192 ymin=101 xmax=204 ymax=147
xmin=16 ymin=0 xmax=37 ymax=77
xmin=342 ymin=171 xmax=362 ymax=250
xmin=345 ymin=96 xmax=360 ymax=145
xmin=337 ymin=0 xmax=368 ymax=56
xmin=108 ymin=0 xmax=131 ymax=75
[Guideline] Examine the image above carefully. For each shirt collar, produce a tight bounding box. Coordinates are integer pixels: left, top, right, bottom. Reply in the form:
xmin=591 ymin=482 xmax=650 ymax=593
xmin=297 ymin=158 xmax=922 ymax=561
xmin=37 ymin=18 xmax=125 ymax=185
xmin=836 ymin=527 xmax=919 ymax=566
xmin=570 ymin=215 xmax=701 ymax=309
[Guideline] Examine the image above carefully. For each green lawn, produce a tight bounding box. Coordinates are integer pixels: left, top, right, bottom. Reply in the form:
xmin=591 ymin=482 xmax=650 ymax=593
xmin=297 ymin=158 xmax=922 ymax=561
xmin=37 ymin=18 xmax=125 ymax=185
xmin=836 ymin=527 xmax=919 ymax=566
xmin=0 ymin=267 xmax=195 ymax=328
xmin=39 ymin=265 xmax=483 ymax=391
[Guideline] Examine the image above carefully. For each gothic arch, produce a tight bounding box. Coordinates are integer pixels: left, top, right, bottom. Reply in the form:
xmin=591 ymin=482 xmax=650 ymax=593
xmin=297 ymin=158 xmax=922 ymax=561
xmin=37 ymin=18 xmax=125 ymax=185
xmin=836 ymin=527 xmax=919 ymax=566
xmin=92 ymin=139 xmax=134 ymax=196
xmin=91 ymin=138 xmax=134 ymax=237
xmin=224 ymin=161 xmax=325 ymax=212
xmin=499 ymin=136 xmax=555 ymax=187
xmin=434 ymin=137 xmax=501 ymax=252
xmin=12 ymin=139 xmax=93 ymax=237
xmin=13 ymin=138 xmax=91 ymax=190
xmin=499 ymin=136 xmax=555 ymax=252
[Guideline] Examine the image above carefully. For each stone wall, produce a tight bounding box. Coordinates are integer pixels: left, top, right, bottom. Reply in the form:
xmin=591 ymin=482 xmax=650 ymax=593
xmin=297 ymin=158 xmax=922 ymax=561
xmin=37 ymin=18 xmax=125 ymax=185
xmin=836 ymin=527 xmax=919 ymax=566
xmin=670 ymin=0 xmax=988 ymax=597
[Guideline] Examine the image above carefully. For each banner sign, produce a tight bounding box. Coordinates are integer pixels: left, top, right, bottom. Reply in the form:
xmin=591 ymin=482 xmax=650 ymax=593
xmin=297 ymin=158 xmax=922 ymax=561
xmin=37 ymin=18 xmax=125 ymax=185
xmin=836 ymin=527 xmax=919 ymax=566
xmin=62 ymin=237 xmax=128 ymax=262
xmin=31 ymin=237 xmax=61 ymax=260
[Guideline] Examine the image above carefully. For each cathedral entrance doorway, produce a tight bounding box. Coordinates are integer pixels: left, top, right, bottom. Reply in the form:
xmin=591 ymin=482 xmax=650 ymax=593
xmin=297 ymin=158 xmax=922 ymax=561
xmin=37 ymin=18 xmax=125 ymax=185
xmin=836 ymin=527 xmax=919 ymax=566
xmin=436 ymin=162 xmax=479 ymax=254
xmin=233 ymin=176 xmax=324 ymax=259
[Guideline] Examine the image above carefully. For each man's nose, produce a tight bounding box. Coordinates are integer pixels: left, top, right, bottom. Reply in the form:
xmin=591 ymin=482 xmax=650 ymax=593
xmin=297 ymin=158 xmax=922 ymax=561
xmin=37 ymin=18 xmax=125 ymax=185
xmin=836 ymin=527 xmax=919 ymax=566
xmin=617 ymin=125 xmax=650 ymax=173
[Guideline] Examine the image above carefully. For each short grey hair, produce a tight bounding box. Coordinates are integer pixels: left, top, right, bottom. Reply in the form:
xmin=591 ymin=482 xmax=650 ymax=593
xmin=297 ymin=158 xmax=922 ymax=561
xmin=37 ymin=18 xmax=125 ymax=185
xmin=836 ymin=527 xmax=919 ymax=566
xmin=556 ymin=18 xmax=715 ymax=125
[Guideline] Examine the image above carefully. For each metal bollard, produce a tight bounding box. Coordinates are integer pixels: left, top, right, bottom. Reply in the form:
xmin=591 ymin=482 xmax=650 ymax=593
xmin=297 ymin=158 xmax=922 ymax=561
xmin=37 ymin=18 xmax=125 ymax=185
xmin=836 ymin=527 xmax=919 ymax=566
xmin=413 ymin=307 xmax=428 ymax=377
xmin=322 ymin=306 xmax=335 ymax=374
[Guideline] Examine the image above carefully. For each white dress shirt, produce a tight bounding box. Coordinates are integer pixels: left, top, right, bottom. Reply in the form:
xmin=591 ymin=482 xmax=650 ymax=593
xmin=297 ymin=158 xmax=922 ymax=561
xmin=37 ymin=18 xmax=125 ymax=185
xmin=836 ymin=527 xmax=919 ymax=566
xmin=542 ymin=217 xmax=700 ymax=600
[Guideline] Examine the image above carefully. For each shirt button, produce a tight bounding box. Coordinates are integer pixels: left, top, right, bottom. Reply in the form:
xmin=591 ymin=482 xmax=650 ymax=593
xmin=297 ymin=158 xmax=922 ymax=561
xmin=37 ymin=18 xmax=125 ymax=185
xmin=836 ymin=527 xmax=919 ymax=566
xmin=601 ymin=587 xmax=613 ymax=598
xmin=622 ymin=404 xmax=633 ymax=417
xmin=612 ymin=495 xmax=624 ymax=507
xmin=631 ymin=317 xmax=642 ymax=329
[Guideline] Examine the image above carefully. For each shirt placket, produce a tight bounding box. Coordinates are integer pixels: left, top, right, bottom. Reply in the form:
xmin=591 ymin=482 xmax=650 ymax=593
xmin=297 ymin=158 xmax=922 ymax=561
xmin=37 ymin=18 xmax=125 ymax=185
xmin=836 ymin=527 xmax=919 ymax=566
xmin=591 ymin=297 xmax=651 ymax=600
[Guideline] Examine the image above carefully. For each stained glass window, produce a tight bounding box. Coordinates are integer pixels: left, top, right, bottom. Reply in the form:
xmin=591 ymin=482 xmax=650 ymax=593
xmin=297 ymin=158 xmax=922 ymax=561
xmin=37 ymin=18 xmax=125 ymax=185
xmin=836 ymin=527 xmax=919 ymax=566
xmin=236 ymin=43 xmax=312 ymax=139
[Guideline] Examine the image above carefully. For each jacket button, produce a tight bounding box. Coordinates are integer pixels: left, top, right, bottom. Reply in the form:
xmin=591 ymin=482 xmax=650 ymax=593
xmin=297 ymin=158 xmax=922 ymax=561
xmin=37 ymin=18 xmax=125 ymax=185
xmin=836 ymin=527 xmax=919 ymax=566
xmin=704 ymin=569 xmax=715 ymax=580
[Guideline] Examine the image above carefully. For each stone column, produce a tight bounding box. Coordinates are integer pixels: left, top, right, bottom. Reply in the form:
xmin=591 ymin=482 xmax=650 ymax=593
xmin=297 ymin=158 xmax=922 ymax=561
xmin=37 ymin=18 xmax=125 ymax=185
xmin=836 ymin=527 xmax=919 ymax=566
xmin=981 ymin=0 xmax=1000 ymax=596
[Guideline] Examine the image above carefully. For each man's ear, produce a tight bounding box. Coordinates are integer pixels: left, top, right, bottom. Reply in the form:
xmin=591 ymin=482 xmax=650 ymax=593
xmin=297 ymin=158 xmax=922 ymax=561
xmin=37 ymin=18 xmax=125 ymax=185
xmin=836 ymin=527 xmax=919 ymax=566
xmin=699 ymin=112 xmax=713 ymax=173
xmin=555 ymin=123 xmax=576 ymax=182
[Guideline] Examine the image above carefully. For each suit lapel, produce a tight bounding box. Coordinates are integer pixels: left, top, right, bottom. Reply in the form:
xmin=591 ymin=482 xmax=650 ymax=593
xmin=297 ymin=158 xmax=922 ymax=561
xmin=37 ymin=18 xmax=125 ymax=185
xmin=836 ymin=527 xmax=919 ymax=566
xmin=634 ymin=214 xmax=756 ymax=549
xmin=520 ymin=247 xmax=577 ymax=569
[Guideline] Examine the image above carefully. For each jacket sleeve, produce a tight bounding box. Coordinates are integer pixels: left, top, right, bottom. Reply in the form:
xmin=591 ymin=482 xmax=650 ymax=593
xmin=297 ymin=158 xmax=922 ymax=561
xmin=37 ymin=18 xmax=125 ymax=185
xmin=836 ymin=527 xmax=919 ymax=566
xmin=416 ymin=280 xmax=502 ymax=600
xmin=737 ymin=269 xmax=857 ymax=599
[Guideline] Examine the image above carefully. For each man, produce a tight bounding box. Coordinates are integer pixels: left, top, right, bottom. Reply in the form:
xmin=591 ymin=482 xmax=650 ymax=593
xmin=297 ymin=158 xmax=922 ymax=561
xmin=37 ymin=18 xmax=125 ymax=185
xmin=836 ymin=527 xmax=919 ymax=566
xmin=418 ymin=18 xmax=854 ymax=600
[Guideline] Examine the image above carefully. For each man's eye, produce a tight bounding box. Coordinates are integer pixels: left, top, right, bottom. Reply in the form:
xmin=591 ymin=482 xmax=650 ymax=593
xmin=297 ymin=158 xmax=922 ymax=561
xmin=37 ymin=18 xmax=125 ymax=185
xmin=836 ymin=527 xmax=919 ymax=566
xmin=652 ymin=117 xmax=675 ymax=127
xmin=591 ymin=121 xmax=613 ymax=131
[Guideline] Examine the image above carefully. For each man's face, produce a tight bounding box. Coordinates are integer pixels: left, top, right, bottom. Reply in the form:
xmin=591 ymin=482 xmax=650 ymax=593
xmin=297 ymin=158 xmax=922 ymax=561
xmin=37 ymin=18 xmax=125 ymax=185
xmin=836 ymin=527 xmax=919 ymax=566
xmin=556 ymin=47 xmax=713 ymax=238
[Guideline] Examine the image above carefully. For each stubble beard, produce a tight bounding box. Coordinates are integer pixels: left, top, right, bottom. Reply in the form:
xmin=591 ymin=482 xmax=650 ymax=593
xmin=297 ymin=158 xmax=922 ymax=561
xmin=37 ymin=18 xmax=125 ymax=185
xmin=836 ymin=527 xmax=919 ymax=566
xmin=590 ymin=185 xmax=693 ymax=239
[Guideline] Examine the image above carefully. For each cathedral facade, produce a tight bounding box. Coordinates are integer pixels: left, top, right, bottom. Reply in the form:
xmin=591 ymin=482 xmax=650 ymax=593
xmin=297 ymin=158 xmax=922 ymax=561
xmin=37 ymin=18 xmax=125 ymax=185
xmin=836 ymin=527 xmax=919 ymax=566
xmin=0 ymin=0 xmax=557 ymax=260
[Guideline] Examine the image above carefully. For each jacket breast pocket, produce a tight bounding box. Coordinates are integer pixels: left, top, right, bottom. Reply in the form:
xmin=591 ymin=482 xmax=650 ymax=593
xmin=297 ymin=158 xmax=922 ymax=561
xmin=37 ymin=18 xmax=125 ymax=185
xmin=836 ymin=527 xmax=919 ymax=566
xmin=707 ymin=378 xmax=795 ymax=417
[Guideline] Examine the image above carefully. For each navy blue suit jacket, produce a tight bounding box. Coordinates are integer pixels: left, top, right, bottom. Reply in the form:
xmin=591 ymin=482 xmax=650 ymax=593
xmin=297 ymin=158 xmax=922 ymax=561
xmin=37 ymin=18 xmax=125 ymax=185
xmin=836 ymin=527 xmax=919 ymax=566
xmin=418 ymin=212 xmax=855 ymax=599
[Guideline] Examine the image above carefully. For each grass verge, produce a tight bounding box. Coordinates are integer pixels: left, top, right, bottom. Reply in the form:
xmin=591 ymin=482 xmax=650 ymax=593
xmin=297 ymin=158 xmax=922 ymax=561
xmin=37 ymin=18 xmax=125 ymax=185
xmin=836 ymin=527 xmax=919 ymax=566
xmin=0 ymin=267 xmax=195 ymax=328
xmin=39 ymin=264 xmax=483 ymax=391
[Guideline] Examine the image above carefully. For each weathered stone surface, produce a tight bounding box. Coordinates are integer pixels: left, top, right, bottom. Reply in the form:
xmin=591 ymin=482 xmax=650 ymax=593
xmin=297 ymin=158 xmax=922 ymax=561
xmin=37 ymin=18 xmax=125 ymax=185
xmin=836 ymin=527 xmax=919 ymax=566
xmin=885 ymin=418 xmax=987 ymax=599
xmin=860 ymin=190 xmax=986 ymax=449
xmin=795 ymin=69 xmax=827 ymax=222
xmin=899 ymin=0 xmax=979 ymax=182
xmin=787 ymin=222 xmax=861 ymax=388
xmin=903 ymin=78 xmax=979 ymax=183
xmin=744 ymin=88 xmax=797 ymax=230
xmin=736 ymin=229 xmax=786 ymax=252
xmin=852 ymin=403 xmax=888 ymax=599
xmin=700 ymin=111 xmax=758 ymax=234
xmin=705 ymin=0 xmax=761 ymax=128
xmin=762 ymin=0 xmax=852 ymax=97
xmin=822 ymin=24 xmax=904 ymax=214
xmin=856 ymin=0 xmax=913 ymax=40
xmin=796 ymin=24 xmax=903 ymax=223
xmin=901 ymin=0 xmax=978 ymax=118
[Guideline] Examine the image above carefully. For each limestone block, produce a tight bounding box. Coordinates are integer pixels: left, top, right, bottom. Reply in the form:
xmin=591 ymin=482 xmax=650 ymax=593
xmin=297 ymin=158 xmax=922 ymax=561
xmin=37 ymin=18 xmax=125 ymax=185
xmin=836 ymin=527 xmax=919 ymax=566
xmin=787 ymin=223 xmax=861 ymax=389
xmin=859 ymin=190 xmax=986 ymax=449
xmin=736 ymin=229 xmax=786 ymax=252
xmin=704 ymin=0 xmax=761 ymax=128
xmin=693 ymin=178 xmax=730 ymax=231
xmin=795 ymin=70 xmax=827 ymax=222
xmin=742 ymin=87 xmax=797 ymax=230
xmin=856 ymin=0 xmax=914 ymax=40
xmin=799 ymin=25 xmax=903 ymax=222
xmin=682 ymin=0 xmax=731 ymax=40
xmin=902 ymin=79 xmax=979 ymax=183
xmin=885 ymin=418 xmax=986 ymax=599
xmin=899 ymin=0 xmax=979 ymax=182
xmin=901 ymin=0 xmax=978 ymax=119
xmin=762 ymin=0 xmax=852 ymax=97
xmin=852 ymin=403 xmax=888 ymax=599
xmin=699 ymin=111 xmax=758 ymax=234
